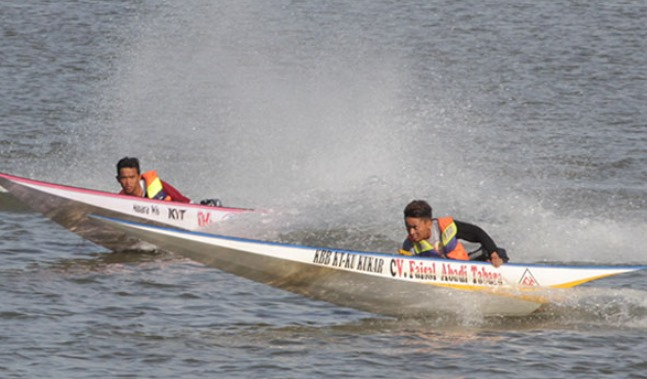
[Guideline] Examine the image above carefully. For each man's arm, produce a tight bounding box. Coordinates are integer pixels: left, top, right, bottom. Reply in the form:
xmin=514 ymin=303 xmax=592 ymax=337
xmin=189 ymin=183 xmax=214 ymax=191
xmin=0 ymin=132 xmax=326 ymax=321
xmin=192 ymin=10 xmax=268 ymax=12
xmin=454 ymin=220 xmax=497 ymax=251
xmin=161 ymin=180 xmax=191 ymax=203
xmin=454 ymin=220 xmax=508 ymax=264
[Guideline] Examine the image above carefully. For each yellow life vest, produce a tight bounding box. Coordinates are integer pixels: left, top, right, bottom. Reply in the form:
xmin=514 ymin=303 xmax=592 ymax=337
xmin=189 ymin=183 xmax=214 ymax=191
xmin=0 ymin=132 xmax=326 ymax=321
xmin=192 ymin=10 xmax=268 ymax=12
xmin=412 ymin=217 xmax=468 ymax=260
xmin=141 ymin=170 xmax=171 ymax=201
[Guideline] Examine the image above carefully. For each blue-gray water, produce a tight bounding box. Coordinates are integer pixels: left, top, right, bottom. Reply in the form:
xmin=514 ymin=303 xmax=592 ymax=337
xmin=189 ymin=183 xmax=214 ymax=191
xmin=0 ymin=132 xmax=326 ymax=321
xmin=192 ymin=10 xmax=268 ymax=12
xmin=1 ymin=1 xmax=647 ymax=378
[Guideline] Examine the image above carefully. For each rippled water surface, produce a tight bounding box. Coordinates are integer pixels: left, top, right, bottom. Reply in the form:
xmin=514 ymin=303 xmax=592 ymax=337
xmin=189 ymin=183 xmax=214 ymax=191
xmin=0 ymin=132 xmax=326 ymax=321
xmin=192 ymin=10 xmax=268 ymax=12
xmin=1 ymin=1 xmax=647 ymax=378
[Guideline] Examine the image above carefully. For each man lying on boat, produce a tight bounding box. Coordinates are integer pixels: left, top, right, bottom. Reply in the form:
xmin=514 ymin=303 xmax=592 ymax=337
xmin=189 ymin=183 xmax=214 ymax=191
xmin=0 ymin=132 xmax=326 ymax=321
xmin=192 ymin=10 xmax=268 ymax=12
xmin=400 ymin=200 xmax=509 ymax=268
xmin=116 ymin=156 xmax=199 ymax=204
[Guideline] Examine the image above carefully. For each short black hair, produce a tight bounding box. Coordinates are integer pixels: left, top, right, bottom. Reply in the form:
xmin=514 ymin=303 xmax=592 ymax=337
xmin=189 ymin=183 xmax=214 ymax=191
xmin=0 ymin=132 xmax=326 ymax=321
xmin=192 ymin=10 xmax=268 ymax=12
xmin=404 ymin=200 xmax=432 ymax=219
xmin=116 ymin=157 xmax=140 ymax=175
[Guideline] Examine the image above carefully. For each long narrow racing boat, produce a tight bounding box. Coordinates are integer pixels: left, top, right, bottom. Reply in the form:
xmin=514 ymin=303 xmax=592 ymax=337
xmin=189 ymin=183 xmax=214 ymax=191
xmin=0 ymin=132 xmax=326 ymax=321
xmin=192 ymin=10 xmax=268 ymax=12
xmin=93 ymin=215 xmax=646 ymax=317
xmin=0 ymin=172 xmax=253 ymax=251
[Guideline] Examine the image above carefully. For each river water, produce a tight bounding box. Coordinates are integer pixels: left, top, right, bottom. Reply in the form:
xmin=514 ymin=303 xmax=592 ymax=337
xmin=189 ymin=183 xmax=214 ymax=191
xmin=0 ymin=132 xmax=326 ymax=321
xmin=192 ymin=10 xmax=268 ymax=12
xmin=1 ymin=1 xmax=647 ymax=378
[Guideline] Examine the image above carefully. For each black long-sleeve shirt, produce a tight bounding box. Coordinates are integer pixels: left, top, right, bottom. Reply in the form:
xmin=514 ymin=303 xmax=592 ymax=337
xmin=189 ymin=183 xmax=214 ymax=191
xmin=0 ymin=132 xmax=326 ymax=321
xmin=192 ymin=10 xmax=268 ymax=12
xmin=455 ymin=220 xmax=509 ymax=262
xmin=454 ymin=220 xmax=498 ymax=253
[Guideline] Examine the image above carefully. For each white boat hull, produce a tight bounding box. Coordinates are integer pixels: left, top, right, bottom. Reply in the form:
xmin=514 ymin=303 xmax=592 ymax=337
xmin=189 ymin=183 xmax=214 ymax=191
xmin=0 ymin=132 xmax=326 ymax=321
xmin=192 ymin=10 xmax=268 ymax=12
xmin=0 ymin=173 xmax=252 ymax=251
xmin=94 ymin=216 xmax=646 ymax=317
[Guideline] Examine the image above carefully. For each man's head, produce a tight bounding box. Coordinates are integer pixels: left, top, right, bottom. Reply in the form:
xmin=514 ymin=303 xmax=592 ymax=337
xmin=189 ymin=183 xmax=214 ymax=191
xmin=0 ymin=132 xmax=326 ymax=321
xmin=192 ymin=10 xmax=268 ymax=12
xmin=116 ymin=157 xmax=143 ymax=197
xmin=404 ymin=200 xmax=433 ymax=242
xmin=116 ymin=157 xmax=140 ymax=175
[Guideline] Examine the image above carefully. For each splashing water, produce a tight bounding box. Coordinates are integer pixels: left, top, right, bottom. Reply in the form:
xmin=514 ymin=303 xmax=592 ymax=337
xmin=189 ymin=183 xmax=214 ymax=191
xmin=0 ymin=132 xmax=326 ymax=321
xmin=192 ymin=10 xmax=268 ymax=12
xmin=37 ymin=1 xmax=647 ymax=265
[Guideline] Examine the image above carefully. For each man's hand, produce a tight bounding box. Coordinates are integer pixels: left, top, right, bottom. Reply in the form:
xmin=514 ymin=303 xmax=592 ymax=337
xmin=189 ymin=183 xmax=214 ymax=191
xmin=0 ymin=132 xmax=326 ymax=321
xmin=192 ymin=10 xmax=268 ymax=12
xmin=489 ymin=251 xmax=504 ymax=268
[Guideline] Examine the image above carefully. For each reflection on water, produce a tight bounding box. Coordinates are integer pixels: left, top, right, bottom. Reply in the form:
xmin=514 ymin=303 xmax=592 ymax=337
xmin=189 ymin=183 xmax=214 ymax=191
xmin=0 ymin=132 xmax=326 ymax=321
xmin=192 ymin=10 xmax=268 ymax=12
xmin=0 ymin=192 xmax=31 ymax=212
xmin=42 ymin=249 xmax=182 ymax=274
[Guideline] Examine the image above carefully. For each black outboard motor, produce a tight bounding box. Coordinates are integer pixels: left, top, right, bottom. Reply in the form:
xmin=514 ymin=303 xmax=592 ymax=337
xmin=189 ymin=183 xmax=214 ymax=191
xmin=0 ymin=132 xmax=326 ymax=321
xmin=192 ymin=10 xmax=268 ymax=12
xmin=199 ymin=198 xmax=222 ymax=207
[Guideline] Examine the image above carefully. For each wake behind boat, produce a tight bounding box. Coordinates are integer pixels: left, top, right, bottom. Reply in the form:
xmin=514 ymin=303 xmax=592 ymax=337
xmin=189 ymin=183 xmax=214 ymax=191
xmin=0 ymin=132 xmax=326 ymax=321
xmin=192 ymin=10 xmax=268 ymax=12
xmin=93 ymin=215 xmax=646 ymax=317
xmin=0 ymin=172 xmax=253 ymax=251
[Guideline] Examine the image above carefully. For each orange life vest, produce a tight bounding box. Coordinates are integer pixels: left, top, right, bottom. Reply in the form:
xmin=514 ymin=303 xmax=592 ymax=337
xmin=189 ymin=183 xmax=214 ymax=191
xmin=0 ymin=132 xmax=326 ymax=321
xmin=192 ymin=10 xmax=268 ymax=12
xmin=412 ymin=217 xmax=469 ymax=260
xmin=141 ymin=170 xmax=171 ymax=201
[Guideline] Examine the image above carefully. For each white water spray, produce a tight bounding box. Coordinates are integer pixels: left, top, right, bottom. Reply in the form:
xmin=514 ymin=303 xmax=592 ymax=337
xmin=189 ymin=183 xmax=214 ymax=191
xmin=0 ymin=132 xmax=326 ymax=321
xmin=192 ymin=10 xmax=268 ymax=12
xmin=66 ymin=1 xmax=647 ymax=263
